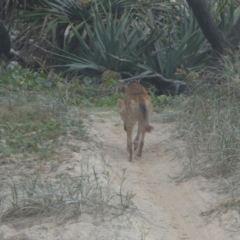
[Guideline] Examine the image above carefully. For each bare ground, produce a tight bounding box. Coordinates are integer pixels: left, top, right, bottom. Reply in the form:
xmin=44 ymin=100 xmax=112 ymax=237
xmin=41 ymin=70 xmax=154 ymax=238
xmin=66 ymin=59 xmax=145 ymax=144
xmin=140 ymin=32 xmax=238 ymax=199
xmin=1 ymin=109 xmax=240 ymax=240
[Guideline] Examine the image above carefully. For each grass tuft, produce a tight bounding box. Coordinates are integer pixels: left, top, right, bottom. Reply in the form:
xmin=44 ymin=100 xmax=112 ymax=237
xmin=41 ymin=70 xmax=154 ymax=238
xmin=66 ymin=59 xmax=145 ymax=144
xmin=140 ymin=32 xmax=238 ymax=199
xmin=179 ymin=55 xmax=240 ymax=178
xmin=0 ymin=169 xmax=135 ymax=224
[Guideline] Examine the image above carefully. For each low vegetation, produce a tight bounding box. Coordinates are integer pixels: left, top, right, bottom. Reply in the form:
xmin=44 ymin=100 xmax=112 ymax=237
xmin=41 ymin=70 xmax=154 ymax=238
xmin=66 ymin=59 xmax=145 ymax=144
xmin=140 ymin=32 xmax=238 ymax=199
xmin=1 ymin=169 xmax=135 ymax=224
xmin=0 ymin=66 xmax=133 ymax=225
xmin=178 ymin=55 xmax=240 ymax=207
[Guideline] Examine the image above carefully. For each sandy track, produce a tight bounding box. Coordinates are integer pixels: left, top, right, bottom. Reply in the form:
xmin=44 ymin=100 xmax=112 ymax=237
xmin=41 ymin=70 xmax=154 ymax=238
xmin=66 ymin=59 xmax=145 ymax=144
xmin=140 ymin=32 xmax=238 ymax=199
xmin=90 ymin=110 xmax=232 ymax=240
xmin=1 ymin=109 xmax=238 ymax=240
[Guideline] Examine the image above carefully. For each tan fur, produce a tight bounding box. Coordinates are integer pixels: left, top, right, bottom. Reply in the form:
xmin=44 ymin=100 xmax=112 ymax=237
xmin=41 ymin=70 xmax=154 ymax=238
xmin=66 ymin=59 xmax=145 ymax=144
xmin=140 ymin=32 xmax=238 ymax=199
xmin=117 ymin=82 xmax=153 ymax=162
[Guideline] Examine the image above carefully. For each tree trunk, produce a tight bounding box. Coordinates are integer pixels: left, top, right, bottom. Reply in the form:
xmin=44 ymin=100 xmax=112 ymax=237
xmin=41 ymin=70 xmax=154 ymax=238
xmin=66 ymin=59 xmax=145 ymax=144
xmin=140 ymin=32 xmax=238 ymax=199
xmin=0 ymin=20 xmax=11 ymax=57
xmin=186 ymin=0 xmax=237 ymax=55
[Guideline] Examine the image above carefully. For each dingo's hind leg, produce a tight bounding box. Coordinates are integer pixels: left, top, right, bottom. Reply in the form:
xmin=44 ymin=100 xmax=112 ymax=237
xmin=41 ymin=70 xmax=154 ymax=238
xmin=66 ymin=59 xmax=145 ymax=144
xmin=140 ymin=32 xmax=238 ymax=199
xmin=136 ymin=131 xmax=145 ymax=157
xmin=134 ymin=123 xmax=141 ymax=150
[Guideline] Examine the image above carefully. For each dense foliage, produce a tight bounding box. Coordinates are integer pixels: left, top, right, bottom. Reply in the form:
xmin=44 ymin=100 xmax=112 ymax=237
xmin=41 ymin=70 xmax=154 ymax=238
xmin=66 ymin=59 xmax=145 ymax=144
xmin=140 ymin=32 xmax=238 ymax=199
xmin=1 ymin=0 xmax=240 ymax=80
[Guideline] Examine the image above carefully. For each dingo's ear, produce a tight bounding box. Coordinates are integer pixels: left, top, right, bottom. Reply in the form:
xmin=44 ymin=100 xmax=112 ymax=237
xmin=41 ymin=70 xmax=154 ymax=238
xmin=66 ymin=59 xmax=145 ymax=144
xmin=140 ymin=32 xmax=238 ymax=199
xmin=117 ymin=99 xmax=124 ymax=109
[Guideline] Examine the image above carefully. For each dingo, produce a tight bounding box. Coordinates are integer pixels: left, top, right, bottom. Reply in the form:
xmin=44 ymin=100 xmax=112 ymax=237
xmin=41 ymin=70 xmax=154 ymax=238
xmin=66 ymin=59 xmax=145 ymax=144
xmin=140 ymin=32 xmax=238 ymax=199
xmin=118 ymin=82 xmax=153 ymax=162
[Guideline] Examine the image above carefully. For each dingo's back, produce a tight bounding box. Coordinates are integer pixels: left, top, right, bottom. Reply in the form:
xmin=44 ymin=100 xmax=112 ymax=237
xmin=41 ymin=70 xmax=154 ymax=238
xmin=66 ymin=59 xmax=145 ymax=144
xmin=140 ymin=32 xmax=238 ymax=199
xmin=118 ymin=82 xmax=153 ymax=162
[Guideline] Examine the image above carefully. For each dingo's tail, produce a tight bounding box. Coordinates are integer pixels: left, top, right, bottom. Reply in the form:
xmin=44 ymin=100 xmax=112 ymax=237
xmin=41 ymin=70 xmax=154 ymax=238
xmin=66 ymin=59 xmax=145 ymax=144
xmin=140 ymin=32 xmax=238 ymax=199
xmin=139 ymin=102 xmax=153 ymax=133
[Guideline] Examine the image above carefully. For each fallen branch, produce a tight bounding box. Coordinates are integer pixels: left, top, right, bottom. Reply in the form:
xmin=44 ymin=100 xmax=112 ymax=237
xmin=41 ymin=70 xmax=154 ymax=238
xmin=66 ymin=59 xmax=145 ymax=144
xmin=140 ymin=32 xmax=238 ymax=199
xmin=123 ymin=73 xmax=187 ymax=86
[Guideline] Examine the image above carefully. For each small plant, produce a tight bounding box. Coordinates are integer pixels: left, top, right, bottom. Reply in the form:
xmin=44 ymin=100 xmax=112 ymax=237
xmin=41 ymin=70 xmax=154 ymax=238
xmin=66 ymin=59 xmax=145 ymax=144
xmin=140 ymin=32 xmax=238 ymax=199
xmin=156 ymin=94 xmax=174 ymax=105
xmin=119 ymin=169 xmax=136 ymax=209
xmin=150 ymin=92 xmax=176 ymax=111
xmin=73 ymin=78 xmax=124 ymax=107
xmin=0 ymin=67 xmax=54 ymax=91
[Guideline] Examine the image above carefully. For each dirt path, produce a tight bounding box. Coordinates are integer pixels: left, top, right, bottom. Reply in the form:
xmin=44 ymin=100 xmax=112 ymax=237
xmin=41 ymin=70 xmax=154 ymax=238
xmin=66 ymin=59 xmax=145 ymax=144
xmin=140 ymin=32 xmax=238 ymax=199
xmin=89 ymin=110 xmax=234 ymax=240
